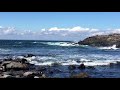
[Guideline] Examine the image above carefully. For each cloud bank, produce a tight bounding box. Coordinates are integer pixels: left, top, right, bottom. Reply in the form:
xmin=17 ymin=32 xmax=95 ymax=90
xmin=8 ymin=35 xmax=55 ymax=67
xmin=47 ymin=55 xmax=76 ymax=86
xmin=0 ymin=26 xmax=120 ymax=41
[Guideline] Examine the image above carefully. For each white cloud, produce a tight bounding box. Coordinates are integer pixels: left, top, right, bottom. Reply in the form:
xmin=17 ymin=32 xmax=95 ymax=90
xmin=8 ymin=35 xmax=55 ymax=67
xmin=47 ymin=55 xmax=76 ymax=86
xmin=0 ymin=26 xmax=3 ymax=28
xmin=70 ymin=26 xmax=89 ymax=32
xmin=1 ymin=26 xmax=120 ymax=41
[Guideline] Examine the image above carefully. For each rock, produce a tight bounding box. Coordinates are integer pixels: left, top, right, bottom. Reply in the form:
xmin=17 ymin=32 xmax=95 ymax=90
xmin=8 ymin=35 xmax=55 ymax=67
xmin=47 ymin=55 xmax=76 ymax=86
xmin=24 ymin=54 xmax=35 ymax=57
xmin=23 ymin=71 xmax=44 ymax=78
xmin=70 ymin=72 xmax=90 ymax=78
xmin=78 ymin=64 xmax=86 ymax=69
xmin=109 ymin=63 xmax=115 ymax=67
xmin=36 ymin=66 xmax=47 ymax=71
xmin=68 ymin=65 xmax=76 ymax=70
xmin=1 ymin=61 xmax=29 ymax=71
xmin=34 ymin=76 xmax=39 ymax=78
xmin=16 ymin=58 xmax=28 ymax=63
xmin=51 ymin=62 xmax=61 ymax=67
xmin=2 ymin=74 xmax=15 ymax=78
xmin=78 ymin=33 xmax=120 ymax=48
xmin=116 ymin=61 xmax=120 ymax=65
xmin=76 ymin=60 xmax=81 ymax=63
xmin=23 ymin=71 xmax=35 ymax=78
xmin=39 ymin=74 xmax=46 ymax=78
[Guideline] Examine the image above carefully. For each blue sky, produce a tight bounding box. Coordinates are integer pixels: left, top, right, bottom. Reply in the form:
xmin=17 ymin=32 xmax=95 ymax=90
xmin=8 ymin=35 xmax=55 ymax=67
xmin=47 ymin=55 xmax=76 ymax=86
xmin=0 ymin=12 xmax=120 ymax=41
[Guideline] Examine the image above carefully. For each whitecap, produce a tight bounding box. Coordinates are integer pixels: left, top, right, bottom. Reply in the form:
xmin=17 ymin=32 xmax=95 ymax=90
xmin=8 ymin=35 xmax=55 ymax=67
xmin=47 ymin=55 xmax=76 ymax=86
xmin=98 ymin=44 xmax=119 ymax=50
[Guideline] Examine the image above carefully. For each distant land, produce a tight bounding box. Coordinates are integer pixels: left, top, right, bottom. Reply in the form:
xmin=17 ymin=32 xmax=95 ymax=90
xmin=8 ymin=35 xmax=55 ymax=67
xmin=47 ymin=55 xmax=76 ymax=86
xmin=78 ymin=33 xmax=120 ymax=48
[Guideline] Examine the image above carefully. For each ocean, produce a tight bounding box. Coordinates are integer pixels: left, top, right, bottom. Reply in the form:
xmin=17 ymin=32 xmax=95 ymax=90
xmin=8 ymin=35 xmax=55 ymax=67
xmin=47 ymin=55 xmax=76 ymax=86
xmin=0 ymin=40 xmax=120 ymax=78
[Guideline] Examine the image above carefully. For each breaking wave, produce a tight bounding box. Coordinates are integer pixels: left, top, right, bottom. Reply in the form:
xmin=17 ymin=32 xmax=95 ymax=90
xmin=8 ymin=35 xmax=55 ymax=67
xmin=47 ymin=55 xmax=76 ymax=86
xmin=16 ymin=56 xmax=120 ymax=66
xmin=98 ymin=44 xmax=119 ymax=50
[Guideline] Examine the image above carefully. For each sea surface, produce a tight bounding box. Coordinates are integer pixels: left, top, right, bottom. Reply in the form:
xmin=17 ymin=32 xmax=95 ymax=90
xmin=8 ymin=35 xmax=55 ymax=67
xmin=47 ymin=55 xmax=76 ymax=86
xmin=0 ymin=40 xmax=120 ymax=78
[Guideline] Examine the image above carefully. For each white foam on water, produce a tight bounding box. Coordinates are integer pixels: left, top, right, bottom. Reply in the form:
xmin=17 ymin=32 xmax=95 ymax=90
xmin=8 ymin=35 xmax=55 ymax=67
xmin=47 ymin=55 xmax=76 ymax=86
xmin=0 ymin=48 xmax=10 ymax=52
xmin=25 ymin=56 xmax=36 ymax=62
xmin=28 ymin=58 xmax=120 ymax=66
xmin=30 ymin=60 xmax=54 ymax=66
xmin=45 ymin=42 xmax=79 ymax=47
xmin=98 ymin=44 xmax=118 ymax=50
xmin=33 ymin=42 xmax=37 ymax=43
xmin=18 ymin=42 xmax=22 ymax=44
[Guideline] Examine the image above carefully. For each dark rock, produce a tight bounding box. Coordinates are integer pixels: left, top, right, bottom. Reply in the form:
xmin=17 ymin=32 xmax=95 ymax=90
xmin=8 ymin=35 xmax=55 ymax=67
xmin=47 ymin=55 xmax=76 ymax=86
xmin=51 ymin=62 xmax=61 ymax=67
xmin=23 ymin=71 xmax=35 ymax=78
xmin=1 ymin=61 xmax=29 ymax=71
xmin=1 ymin=74 xmax=15 ymax=78
xmin=116 ymin=61 xmax=120 ymax=65
xmin=78 ymin=64 xmax=86 ymax=69
xmin=24 ymin=54 xmax=35 ymax=57
xmin=23 ymin=71 xmax=46 ymax=78
xmin=76 ymin=60 xmax=81 ymax=63
xmin=16 ymin=58 xmax=28 ymax=63
xmin=78 ymin=33 xmax=120 ymax=48
xmin=39 ymin=74 xmax=46 ymax=78
xmin=68 ymin=65 xmax=76 ymax=70
xmin=49 ymin=70 xmax=54 ymax=74
xmin=109 ymin=63 xmax=115 ymax=67
xmin=70 ymin=72 xmax=90 ymax=78
xmin=36 ymin=66 xmax=47 ymax=71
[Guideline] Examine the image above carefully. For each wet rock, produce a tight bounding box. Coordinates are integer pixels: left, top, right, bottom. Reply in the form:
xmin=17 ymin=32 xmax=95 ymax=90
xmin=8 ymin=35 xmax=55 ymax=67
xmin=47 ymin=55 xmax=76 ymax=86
xmin=1 ymin=74 xmax=15 ymax=78
xmin=23 ymin=71 xmax=35 ymax=78
xmin=49 ymin=70 xmax=54 ymax=74
xmin=76 ymin=60 xmax=81 ymax=63
xmin=36 ymin=66 xmax=47 ymax=71
xmin=1 ymin=61 xmax=29 ymax=71
xmin=34 ymin=76 xmax=39 ymax=78
xmin=109 ymin=63 xmax=115 ymax=67
xmin=70 ymin=72 xmax=90 ymax=78
xmin=116 ymin=61 xmax=120 ymax=65
xmin=16 ymin=58 xmax=28 ymax=64
xmin=68 ymin=65 xmax=76 ymax=70
xmin=4 ymin=58 xmax=13 ymax=61
xmin=51 ymin=62 xmax=61 ymax=67
xmin=23 ymin=71 xmax=44 ymax=78
xmin=39 ymin=74 xmax=46 ymax=78
xmin=78 ymin=64 xmax=86 ymax=69
xmin=24 ymin=54 xmax=35 ymax=57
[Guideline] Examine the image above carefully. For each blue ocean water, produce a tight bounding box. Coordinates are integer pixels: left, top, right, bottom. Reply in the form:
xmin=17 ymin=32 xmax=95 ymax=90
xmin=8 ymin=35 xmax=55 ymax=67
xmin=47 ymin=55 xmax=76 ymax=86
xmin=0 ymin=40 xmax=120 ymax=78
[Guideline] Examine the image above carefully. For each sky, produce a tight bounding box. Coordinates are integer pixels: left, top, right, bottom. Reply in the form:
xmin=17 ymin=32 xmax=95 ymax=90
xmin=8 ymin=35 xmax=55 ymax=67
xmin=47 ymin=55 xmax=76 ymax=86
xmin=0 ymin=12 xmax=120 ymax=41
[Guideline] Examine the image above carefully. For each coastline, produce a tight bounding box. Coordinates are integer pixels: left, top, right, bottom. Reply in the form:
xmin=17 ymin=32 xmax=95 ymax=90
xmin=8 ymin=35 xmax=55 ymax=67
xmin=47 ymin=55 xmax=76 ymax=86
xmin=0 ymin=54 xmax=120 ymax=78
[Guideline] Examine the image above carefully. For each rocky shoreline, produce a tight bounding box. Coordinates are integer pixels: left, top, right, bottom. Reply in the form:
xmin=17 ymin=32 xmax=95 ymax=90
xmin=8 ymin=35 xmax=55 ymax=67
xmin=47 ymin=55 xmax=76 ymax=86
xmin=78 ymin=33 xmax=120 ymax=48
xmin=1 ymin=54 xmax=120 ymax=78
xmin=0 ymin=54 xmax=91 ymax=78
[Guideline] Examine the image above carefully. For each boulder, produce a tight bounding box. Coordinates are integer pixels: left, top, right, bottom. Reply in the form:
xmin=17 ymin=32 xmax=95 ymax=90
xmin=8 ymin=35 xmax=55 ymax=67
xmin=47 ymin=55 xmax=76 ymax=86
xmin=78 ymin=64 xmax=86 ymax=69
xmin=23 ymin=71 xmax=35 ymax=78
xmin=16 ymin=58 xmax=28 ymax=63
xmin=24 ymin=54 xmax=35 ymax=57
xmin=38 ymin=66 xmax=47 ymax=71
xmin=1 ymin=61 xmax=29 ymax=71
xmin=23 ymin=71 xmax=44 ymax=78
xmin=51 ymin=62 xmax=61 ymax=67
xmin=70 ymin=72 xmax=90 ymax=78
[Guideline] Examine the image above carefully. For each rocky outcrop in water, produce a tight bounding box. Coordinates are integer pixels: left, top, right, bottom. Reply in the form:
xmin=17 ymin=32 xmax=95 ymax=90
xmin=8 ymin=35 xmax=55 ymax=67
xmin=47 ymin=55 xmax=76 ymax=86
xmin=0 ymin=58 xmax=47 ymax=78
xmin=78 ymin=33 xmax=120 ymax=48
xmin=0 ymin=58 xmax=93 ymax=78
